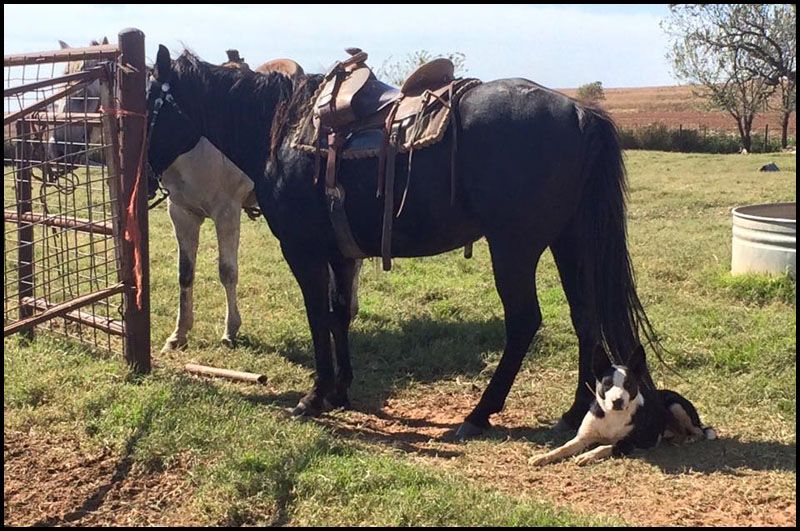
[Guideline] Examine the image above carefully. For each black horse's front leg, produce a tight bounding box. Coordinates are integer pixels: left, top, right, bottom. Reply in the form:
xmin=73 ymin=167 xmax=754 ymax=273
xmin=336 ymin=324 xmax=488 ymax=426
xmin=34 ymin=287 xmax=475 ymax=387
xmin=326 ymin=258 xmax=361 ymax=410
xmin=282 ymin=245 xmax=335 ymax=417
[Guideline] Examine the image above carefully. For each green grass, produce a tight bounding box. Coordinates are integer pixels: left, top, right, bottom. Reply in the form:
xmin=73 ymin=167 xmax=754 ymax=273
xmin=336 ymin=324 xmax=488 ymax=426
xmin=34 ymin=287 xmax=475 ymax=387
xmin=4 ymin=150 xmax=796 ymax=525
xmin=4 ymin=335 xmax=607 ymax=526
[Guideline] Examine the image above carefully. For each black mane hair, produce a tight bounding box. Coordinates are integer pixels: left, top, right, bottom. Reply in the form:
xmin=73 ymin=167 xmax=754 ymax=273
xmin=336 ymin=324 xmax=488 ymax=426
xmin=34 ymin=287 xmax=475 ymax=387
xmin=169 ymin=51 xmax=294 ymax=180
xmin=269 ymin=74 xmax=323 ymax=167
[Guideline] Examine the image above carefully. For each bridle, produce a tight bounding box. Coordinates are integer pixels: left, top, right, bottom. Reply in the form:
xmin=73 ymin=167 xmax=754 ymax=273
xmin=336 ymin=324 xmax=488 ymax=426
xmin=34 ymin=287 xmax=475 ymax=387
xmin=145 ymin=79 xmax=188 ymax=208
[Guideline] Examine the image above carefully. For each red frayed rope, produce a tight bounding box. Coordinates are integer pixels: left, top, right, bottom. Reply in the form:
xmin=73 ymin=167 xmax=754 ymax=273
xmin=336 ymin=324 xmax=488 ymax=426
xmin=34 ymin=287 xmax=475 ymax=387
xmin=100 ymin=105 xmax=148 ymax=310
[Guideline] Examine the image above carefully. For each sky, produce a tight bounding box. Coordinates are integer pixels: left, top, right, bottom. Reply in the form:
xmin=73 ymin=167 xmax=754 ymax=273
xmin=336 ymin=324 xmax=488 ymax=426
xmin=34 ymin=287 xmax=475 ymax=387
xmin=4 ymin=4 xmax=678 ymax=88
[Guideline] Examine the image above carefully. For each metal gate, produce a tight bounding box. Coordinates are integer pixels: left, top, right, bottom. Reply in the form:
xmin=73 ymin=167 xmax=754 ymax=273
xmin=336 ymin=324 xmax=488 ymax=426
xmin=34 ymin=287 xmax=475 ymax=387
xmin=4 ymin=29 xmax=150 ymax=372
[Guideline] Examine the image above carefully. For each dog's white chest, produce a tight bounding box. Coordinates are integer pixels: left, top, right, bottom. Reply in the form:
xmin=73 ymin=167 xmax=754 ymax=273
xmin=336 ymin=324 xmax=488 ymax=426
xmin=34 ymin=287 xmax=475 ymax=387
xmin=579 ymin=410 xmax=635 ymax=444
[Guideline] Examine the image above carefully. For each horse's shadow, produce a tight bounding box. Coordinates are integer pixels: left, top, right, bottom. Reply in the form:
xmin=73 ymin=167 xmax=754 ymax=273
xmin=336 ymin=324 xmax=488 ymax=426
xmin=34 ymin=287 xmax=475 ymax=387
xmin=233 ymin=317 xmax=795 ymax=476
xmin=238 ymin=314 xmax=507 ymax=410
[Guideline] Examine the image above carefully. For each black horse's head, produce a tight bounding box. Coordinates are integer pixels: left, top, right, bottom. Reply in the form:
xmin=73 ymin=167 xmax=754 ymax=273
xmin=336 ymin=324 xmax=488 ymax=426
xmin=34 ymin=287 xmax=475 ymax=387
xmin=144 ymin=44 xmax=295 ymax=198
xmin=145 ymin=45 xmax=202 ymax=197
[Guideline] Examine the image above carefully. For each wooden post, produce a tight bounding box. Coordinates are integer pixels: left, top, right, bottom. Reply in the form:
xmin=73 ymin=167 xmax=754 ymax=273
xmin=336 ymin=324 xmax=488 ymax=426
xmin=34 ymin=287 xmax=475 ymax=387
xmin=763 ymin=124 xmax=769 ymax=153
xmin=15 ymin=120 xmax=34 ymax=340
xmin=117 ymin=28 xmax=150 ymax=373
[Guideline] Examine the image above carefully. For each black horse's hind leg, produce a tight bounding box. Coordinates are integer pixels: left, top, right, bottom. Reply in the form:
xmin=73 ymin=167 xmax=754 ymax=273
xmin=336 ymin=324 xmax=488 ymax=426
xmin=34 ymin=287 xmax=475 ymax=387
xmin=457 ymin=238 xmax=545 ymax=439
xmin=550 ymin=228 xmax=600 ymax=430
xmin=326 ymin=257 xmax=360 ymax=409
xmin=282 ymin=245 xmax=335 ymax=417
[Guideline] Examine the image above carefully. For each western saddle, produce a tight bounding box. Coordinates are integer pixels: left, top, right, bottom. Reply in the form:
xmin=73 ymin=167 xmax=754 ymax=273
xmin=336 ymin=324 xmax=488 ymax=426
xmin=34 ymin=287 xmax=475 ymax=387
xmin=310 ymin=48 xmax=478 ymax=270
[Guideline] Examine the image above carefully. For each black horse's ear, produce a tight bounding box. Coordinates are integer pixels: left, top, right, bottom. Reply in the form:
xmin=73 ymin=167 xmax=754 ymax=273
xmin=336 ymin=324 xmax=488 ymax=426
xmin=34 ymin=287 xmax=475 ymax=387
xmin=59 ymin=40 xmax=70 ymax=50
xmin=154 ymin=45 xmax=172 ymax=81
xmin=101 ymin=36 xmax=109 ymax=45
xmin=592 ymin=343 xmax=611 ymax=378
xmin=627 ymin=344 xmax=646 ymax=374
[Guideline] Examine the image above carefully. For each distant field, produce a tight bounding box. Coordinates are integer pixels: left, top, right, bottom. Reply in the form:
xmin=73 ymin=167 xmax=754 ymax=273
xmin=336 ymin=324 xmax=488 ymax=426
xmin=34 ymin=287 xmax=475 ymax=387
xmin=559 ymin=85 xmax=796 ymax=135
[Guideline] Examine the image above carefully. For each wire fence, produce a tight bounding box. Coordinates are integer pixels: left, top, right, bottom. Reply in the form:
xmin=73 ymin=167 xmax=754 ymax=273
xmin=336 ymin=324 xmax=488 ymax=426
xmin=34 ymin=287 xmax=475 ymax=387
xmin=4 ymin=31 xmax=150 ymax=372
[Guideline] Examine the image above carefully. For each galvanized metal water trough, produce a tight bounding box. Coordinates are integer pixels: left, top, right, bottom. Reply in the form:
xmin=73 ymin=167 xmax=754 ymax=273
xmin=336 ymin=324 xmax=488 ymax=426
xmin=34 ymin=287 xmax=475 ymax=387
xmin=731 ymin=202 xmax=796 ymax=278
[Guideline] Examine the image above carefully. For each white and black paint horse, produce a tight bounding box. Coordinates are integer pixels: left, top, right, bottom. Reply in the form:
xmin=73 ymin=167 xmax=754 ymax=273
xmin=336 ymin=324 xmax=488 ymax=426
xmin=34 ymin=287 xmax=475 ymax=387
xmin=146 ymin=46 xmax=664 ymax=439
xmin=147 ymin=53 xmax=355 ymax=352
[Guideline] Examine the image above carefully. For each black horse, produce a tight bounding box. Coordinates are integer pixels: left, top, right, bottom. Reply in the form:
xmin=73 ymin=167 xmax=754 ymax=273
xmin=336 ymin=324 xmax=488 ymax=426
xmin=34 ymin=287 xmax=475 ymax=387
xmin=146 ymin=46 xmax=661 ymax=438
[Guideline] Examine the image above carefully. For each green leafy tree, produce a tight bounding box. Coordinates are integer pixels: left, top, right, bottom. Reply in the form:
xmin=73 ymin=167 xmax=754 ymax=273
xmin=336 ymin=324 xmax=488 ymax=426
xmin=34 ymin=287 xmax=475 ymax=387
xmin=577 ymin=81 xmax=606 ymax=103
xmin=663 ymin=4 xmax=796 ymax=150
xmin=377 ymin=50 xmax=467 ymax=87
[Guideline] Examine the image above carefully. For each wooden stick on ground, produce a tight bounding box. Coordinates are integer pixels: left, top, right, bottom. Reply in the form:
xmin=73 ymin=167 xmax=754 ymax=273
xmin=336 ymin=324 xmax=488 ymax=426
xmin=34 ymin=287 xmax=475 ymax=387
xmin=184 ymin=363 xmax=267 ymax=385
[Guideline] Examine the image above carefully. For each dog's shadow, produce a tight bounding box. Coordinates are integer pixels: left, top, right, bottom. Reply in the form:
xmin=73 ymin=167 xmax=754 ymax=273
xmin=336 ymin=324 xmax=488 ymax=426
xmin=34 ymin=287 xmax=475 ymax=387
xmin=494 ymin=422 xmax=796 ymax=475
xmin=639 ymin=436 xmax=796 ymax=475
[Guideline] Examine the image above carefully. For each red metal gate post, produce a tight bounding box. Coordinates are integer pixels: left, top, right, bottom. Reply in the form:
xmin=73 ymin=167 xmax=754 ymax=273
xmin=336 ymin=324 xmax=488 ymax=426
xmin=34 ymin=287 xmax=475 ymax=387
xmin=117 ymin=28 xmax=150 ymax=373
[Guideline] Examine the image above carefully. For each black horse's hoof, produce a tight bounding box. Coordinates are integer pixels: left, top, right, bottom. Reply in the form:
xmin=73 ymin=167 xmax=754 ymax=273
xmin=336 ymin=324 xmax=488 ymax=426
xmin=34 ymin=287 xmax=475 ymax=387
xmin=558 ymin=404 xmax=589 ymax=431
xmin=455 ymin=420 xmax=486 ymax=441
xmin=324 ymin=390 xmax=351 ymax=411
xmin=291 ymin=400 xmax=321 ymax=417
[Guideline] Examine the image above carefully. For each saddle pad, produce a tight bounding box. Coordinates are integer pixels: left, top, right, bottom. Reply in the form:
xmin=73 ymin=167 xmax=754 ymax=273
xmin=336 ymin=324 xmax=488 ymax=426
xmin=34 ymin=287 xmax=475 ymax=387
xmin=291 ymin=78 xmax=481 ymax=159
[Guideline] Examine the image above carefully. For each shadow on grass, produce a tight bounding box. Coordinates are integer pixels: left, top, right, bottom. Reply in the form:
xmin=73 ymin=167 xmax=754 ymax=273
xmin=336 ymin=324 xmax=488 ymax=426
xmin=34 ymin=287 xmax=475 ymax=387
xmin=29 ymin=397 xmax=160 ymax=526
xmin=640 ymin=436 xmax=797 ymax=475
xmin=233 ymin=316 xmax=796 ymax=476
xmin=234 ymin=315 xmax=506 ymax=410
xmin=347 ymin=315 xmax=503 ymax=407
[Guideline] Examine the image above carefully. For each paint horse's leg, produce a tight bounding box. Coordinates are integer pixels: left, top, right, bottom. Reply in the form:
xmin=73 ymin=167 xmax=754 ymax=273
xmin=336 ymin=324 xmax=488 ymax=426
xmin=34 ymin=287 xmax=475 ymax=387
xmin=348 ymin=259 xmax=362 ymax=320
xmin=213 ymin=204 xmax=243 ymax=347
xmin=457 ymin=236 xmax=546 ymax=439
xmin=163 ymin=200 xmax=203 ymax=352
xmin=283 ymin=244 xmax=336 ymax=417
xmin=326 ymin=257 xmax=361 ymax=409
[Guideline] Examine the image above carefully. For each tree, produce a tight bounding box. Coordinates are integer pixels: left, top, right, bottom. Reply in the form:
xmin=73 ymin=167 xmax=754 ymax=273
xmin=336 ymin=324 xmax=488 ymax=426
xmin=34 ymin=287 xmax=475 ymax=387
xmin=377 ymin=50 xmax=467 ymax=87
xmin=577 ymin=81 xmax=606 ymax=103
xmin=663 ymin=4 xmax=795 ymax=150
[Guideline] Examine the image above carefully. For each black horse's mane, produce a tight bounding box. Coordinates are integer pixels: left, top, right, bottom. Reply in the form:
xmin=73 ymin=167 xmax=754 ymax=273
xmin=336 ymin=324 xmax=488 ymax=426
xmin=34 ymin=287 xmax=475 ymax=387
xmin=169 ymin=51 xmax=295 ymax=178
xmin=268 ymin=74 xmax=323 ymax=165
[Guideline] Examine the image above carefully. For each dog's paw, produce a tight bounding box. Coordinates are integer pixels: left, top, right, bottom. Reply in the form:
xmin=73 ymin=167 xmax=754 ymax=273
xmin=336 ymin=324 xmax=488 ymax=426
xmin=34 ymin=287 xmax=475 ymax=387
xmin=529 ymin=454 xmax=552 ymax=466
xmin=574 ymin=453 xmax=598 ymax=466
xmin=574 ymin=445 xmax=613 ymax=466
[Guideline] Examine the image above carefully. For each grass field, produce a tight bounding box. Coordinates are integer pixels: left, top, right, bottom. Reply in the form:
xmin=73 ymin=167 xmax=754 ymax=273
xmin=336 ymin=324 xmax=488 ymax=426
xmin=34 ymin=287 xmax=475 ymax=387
xmin=4 ymin=151 xmax=796 ymax=526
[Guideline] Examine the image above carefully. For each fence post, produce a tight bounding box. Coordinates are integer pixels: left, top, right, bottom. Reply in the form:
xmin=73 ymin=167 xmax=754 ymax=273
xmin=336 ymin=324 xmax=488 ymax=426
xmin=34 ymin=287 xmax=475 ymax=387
xmin=117 ymin=28 xmax=150 ymax=373
xmin=763 ymin=124 xmax=769 ymax=153
xmin=15 ymin=120 xmax=34 ymax=340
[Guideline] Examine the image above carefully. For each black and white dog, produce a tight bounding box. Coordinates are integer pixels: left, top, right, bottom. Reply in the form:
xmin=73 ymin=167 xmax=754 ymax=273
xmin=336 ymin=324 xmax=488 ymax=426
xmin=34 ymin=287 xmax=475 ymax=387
xmin=531 ymin=344 xmax=715 ymax=466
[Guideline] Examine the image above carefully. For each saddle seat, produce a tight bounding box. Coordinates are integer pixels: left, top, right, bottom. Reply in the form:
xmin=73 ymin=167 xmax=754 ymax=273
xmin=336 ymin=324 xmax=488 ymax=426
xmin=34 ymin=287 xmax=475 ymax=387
xmin=306 ymin=48 xmax=479 ymax=270
xmin=316 ymin=49 xmax=455 ymax=132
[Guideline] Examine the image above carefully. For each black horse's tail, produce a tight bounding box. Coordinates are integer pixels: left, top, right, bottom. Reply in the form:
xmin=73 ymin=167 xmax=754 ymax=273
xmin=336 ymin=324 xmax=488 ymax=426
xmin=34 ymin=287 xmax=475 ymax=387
xmin=575 ymin=105 xmax=664 ymax=371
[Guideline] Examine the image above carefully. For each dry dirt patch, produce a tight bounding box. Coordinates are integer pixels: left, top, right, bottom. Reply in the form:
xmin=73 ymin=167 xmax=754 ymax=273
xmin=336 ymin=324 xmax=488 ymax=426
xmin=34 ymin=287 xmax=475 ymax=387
xmin=318 ymin=390 xmax=796 ymax=527
xmin=3 ymin=430 xmax=197 ymax=526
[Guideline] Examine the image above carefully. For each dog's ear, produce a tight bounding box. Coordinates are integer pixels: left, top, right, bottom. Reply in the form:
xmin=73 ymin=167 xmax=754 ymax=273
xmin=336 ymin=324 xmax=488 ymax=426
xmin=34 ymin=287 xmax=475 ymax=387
xmin=627 ymin=344 xmax=646 ymax=374
xmin=592 ymin=343 xmax=611 ymax=378
xmin=154 ymin=44 xmax=172 ymax=82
